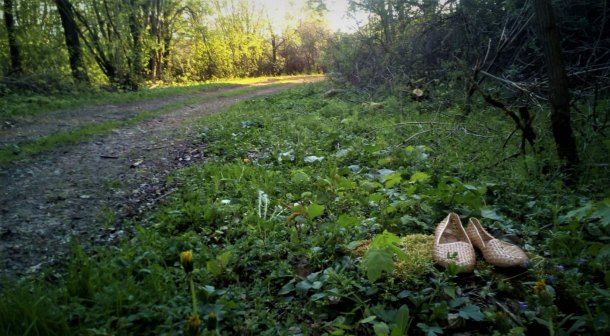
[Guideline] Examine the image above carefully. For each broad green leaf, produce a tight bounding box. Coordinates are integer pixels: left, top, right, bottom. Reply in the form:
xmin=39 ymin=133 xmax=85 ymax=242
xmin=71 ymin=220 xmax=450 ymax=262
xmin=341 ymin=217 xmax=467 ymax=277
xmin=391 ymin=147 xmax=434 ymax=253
xmin=373 ymin=322 xmax=390 ymax=336
xmin=564 ymin=202 xmax=595 ymax=221
xmin=458 ymin=304 xmax=485 ymax=321
xmin=359 ymin=315 xmax=376 ymax=324
xmin=291 ymin=170 xmax=311 ymax=183
xmin=337 ymin=176 xmax=356 ymax=189
xmin=278 ymin=280 xmax=295 ymax=295
xmin=384 ymin=172 xmax=402 ymax=188
xmin=481 ymin=208 xmax=504 ymax=221
xmin=369 ymin=193 xmax=386 ymax=203
xmin=306 ymin=204 xmax=325 ymax=220
xmin=416 ymin=323 xmax=443 ymax=336
xmin=389 ymin=245 xmax=408 ymax=261
xmin=443 ymin=285 xmax=456 ymax=299
xmin=217 ymin=251 xmax=232 ymax=267
xmin=449 ymin=297 xmax=469 ymax=308
xmin=370 ymin=230 xmax=401 ymax=249
xmin=337 ymin=214 xmax=359 ymax=228
xmin=592 ymin=199 xmax=610 ymax=226
xmin=410 ymin=171 xmax=430 ymax=183
xmin=362 ymin=248 xmax=394 ymax=282
xmin=296 ymin=280 xmax=313 ymax=296
xmin=310 ymin=292 xmax=326 ymax=301
xmin=391 ymin=305 xmax=410 ymax=336
xmin=207 ymin=260 xmax=221 ymax=276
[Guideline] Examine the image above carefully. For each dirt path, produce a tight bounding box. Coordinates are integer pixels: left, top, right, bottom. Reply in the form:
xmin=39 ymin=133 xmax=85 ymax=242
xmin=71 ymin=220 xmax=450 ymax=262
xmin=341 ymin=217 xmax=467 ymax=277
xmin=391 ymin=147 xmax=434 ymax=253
xmin=0 ymin=77 xmax=324 ymax=278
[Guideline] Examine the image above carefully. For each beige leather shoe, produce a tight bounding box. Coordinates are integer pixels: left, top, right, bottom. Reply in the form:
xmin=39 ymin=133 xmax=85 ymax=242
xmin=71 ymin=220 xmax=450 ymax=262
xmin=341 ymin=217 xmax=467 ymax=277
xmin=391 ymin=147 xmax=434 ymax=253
xmin=433 ymin=213 xmax=476 ymax=272
xmin=466 ymin=218 xmax=529 ymax=267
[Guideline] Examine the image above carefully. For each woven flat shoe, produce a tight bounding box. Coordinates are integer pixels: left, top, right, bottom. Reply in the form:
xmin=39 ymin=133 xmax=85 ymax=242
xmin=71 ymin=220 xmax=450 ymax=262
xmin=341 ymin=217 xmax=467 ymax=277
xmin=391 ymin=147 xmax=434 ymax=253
xmin=466 ymin=218 xmax=528 ymax=267
xmin=433 ymin=213 xmax=476 ymax=272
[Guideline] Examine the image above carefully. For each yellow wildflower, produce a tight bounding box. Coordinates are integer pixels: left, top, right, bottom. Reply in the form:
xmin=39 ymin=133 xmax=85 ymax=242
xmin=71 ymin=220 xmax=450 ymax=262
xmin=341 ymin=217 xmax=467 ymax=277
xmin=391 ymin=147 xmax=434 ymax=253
xmin=180 ymin=250 xmax=194 ymax=273
xmin=533 ymin=279 xmax=546 ymax=294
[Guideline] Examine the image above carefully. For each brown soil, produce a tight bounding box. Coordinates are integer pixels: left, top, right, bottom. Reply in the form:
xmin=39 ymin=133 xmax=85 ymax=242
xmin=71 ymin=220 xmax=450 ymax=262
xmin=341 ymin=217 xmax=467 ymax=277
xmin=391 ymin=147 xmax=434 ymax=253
xmin=0 ymin=77 xmax=324 ymax=278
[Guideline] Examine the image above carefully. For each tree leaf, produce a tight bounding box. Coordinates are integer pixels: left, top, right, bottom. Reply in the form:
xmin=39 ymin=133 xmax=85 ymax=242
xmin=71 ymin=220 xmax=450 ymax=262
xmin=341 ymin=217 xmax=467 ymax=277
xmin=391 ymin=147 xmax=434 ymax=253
xmin=370 ymin=230 xmax=401 ymax=250
xmin=362 ymin=248 xmax=394 ymax=282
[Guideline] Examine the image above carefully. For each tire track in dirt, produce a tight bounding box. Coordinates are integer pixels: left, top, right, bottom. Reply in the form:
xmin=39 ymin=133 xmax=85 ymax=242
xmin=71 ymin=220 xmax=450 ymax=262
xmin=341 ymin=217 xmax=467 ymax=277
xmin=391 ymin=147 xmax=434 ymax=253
xmin=0 ymin=77 xmax=324 ymax=278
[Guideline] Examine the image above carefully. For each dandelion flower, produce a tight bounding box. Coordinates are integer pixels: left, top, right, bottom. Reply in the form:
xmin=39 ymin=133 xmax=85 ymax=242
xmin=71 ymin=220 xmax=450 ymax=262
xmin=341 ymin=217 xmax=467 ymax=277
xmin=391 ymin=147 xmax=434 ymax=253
xmin=180 ymin=250 xmax=194 ymax=273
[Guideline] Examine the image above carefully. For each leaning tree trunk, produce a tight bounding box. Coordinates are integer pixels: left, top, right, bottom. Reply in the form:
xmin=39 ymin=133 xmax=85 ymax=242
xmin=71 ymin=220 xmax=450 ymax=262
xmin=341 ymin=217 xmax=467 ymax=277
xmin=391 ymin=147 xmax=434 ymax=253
xmin=533 ymin=0 xmax=579 ymax=182
xmin=55 ymin=0 xmax=89 ymax=83
xmin=4 ymin=0 xmax=22 ymax=75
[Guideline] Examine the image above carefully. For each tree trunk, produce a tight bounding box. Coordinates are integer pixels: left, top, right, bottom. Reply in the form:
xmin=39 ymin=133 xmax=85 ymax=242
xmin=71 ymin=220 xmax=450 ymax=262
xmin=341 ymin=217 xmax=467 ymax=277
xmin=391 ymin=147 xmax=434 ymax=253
xmin=533 ymin=0 xmax=579 ymax=182
xmin=54 ymin=0 xmax=89 ymax=83
xmin=4 ymin=0 xmax=22 ymax=75
xmin=128 ymin=0 xmax=143 ymax=83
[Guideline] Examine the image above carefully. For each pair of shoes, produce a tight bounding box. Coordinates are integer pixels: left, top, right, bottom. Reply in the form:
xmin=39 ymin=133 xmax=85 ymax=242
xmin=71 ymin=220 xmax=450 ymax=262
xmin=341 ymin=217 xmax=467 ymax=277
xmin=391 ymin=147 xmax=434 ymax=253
xmin=433 ymin=213 xmax=528 ymax=272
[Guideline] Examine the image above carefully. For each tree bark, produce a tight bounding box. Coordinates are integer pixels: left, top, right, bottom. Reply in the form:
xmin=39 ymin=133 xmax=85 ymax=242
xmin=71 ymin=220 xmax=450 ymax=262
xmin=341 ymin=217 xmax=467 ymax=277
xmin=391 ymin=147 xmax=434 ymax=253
xmin=533 ymin=0 xmax=579 ymax=182
xmin=4 ymin=0 xmax=22 ymax=75
xmin=55 ymin=0 xmax=89 ymax=83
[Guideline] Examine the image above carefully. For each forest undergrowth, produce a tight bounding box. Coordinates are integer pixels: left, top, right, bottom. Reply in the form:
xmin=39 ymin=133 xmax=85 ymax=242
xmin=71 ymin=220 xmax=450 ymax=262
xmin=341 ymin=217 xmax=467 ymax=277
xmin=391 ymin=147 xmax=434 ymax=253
xmin=1 ymin=83 xmax=609 ymax=335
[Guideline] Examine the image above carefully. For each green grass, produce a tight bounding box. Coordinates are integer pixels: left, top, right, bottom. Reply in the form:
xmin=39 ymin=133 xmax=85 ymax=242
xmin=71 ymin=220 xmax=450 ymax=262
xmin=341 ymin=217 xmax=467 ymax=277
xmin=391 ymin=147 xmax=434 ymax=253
xmin=0 ymin=83 xmax=285 ymax=165
xmin=1 ymin=83 xmax=608 ymax=335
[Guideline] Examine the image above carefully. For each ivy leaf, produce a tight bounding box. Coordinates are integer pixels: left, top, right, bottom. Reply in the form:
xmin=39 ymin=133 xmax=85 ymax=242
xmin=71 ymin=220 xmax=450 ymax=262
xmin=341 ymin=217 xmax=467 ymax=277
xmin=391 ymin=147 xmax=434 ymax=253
xmin=362 ymin=248 xmax=394 ymax=282
xmin=458 ymin=304 xmax=485 ymax=321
